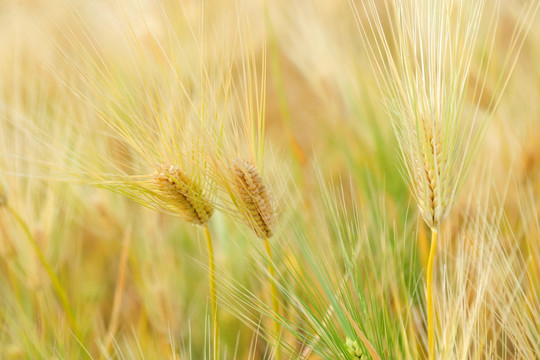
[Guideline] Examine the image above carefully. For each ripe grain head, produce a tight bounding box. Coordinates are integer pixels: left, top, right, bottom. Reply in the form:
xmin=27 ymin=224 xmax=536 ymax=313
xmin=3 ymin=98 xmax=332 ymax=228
xmin=153 ymin=164 xmax=214 ymax=226
xmin=352 ymin=0 xmax=538 ymax=229
xmin=230 ymin=158 xmax=275 ymax=239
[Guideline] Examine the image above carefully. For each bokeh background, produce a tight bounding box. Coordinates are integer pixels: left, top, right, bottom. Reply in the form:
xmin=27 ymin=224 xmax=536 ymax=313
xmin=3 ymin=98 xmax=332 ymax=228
xmin=1 ymin=0 xmax=539 ymax=358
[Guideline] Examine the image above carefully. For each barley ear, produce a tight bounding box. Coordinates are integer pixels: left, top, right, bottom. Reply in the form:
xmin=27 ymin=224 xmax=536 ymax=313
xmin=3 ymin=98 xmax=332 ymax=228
xmin=153 ymin=165 xmax=214 ymax=226
xmin=231 ymin=158 xmax=281 ymax=358
xmin=414 ymin=118 xmax=447 ymax=230
xmin=154 ymin=164 xmax=219 ymax=356
xmin=231 ymin=159 xmax=275 ymax=239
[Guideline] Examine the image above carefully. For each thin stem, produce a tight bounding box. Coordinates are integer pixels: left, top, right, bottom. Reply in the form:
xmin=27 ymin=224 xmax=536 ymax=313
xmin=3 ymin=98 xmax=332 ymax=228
xmin=6 ymin=205 xmax=78 ymax=334
xmin=205 ymin=225 xmax=219 ymax=360
xmin=264 ymin=237 xmax=281 ymax=360
xmin=427 ymin=228 xmax=438 ymax=360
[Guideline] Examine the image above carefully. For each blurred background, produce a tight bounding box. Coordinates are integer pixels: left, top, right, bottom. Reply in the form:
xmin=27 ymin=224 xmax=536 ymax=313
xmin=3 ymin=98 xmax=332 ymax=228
xmin=0 ymin=0 xmax=539 ymax=358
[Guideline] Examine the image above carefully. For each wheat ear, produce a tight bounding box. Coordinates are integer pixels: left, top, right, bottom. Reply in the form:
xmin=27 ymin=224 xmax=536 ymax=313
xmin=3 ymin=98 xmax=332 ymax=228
xmin=154 ymin=165 xmax=219 ymax=358
xmin=154 ymin=165 xmax=214 ymax=225
xmin=414 ymin=118 xmax=443 ymax=360
xmin=231 ymin=159 xmax=280 ymax=359
xmin=231 ymin=159 xmax=275 ymax=238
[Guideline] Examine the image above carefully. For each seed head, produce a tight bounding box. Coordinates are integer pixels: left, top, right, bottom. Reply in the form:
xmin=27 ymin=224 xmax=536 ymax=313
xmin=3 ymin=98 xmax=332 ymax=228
xmin=153 ymin=165 xmax=214 ymax=225
xmin=346 ymin=337 xmax=364 ymax=359
xmin=352 ymin=0 xmax=515 ymax=231
xmin=231 ymin=159 xmax=275 ymax=239
xmin=413 ymin=117 xmax=450 ymax=229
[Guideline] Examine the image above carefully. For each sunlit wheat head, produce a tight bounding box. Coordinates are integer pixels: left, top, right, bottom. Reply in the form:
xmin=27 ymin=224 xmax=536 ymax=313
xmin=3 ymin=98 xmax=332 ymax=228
xmin=352 ymin=0 xmax=536 ymax=229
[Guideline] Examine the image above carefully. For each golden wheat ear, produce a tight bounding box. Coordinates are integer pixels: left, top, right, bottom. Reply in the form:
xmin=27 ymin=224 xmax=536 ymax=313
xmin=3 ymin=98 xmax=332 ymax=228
xmin=414 ymin=117 xmax=448 ymax=230
xmin=230 ymin=159 xmax=275 ymax=239
xmin=153 ymin=164 xmax=214 ymax=226
xmin=230 ymin=158 xmax=282 ymax=358
xmin=154 ymin=163 xmax=220 ymax=356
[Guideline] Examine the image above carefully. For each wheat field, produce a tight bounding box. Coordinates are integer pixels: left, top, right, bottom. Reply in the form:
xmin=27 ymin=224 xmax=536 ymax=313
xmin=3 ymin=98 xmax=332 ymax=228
xmin=1 ymin=0 xmax=540 ymax=359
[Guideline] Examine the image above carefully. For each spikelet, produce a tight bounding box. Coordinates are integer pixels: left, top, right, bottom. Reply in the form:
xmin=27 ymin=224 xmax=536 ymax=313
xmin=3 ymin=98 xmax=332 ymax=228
xmin=413 ymin=116 xmax=449 ymax=229
xmin=346 ymin=337 xmax=364 ymax=359
xmin=231 ymin=159 xmax=275 ymax=239
xmin=153 ymin=164 xmax=214 ymax=226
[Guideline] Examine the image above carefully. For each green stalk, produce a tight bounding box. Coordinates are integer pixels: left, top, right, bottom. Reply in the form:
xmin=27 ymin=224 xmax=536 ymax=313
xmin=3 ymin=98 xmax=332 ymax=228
xmin=427 ymin=228 xmax=437 ymax=360
xmin=264 ymin=237 xmax=281 ymax=360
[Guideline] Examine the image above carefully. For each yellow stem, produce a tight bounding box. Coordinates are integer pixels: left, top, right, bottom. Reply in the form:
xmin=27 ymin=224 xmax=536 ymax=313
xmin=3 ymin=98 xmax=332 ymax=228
xmin=419 ymin=223 xmax=429 ymax=269
xmin=205 ymin=226 xmax=219 ymax=360
xmin=264 ymin=237 xmax=282 ymax=360
xmin=6 ymin=205 xmax=78 ymax=335
xmin=427 ymin=228 xmax=438 ymax=360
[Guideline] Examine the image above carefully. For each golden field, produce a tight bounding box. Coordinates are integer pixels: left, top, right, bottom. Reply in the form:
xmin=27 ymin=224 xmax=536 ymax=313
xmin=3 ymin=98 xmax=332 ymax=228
xmin=1 ymin=0 xmax=540 ymax=359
